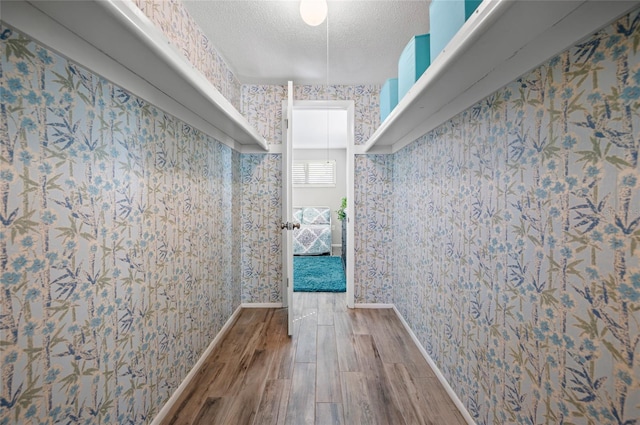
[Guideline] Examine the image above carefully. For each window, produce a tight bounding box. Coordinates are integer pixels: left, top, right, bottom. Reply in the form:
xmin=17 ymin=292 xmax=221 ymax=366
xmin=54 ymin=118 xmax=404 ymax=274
xmin=293 ymin=160 xmax=336 ymax=187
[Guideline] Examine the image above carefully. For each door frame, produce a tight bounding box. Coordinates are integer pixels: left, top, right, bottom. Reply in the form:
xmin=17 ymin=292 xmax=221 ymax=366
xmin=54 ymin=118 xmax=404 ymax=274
xmin=281 ymin=99 xmax=355 ymax=309
xmin=282 ymin=82 xmax=295 ymax=335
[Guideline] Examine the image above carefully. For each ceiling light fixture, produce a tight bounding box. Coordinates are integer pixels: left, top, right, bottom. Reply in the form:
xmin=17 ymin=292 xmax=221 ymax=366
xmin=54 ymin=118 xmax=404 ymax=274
xmin=300 ymin=0 xmax=327 ymax=27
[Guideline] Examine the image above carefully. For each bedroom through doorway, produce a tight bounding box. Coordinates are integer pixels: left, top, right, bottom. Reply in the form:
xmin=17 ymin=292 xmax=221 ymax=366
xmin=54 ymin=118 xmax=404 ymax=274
xmin=292 ymin=105 xmax=348 ymax=294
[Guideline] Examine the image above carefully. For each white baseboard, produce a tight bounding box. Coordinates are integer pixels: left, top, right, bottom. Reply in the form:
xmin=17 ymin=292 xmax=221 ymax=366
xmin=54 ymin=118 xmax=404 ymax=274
xmin=150 ymin=305 xmax=243 ymax=425
xmin=241 ymin=302 xmax=283 ymax=308
xmin=354 ymin=303 xmax=394 ymax=309
xmin=392 ymin=306 xmax=476 ymax=425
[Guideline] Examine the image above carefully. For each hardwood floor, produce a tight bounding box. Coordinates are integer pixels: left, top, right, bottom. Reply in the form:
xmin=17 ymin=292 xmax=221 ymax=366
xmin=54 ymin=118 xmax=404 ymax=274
xmin=160 ymin=292 xmax=467 ymax=425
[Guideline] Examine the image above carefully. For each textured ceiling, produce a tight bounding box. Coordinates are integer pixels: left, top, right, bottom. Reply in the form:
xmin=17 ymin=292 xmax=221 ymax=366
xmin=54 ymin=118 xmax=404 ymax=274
xmin=182 ymin=0 xmax=430 ymax=85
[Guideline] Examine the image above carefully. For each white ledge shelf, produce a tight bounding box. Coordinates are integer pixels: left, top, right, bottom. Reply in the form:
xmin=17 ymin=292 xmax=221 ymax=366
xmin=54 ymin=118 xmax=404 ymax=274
xmin=364 ymin=0 xmax=637 ymax=154
xmin=5 ymin=0 xmax=269 ymax=152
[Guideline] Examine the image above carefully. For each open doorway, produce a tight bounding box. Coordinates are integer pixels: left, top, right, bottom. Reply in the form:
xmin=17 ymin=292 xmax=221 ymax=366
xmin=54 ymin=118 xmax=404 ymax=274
xmin=292 ymin=108 xmax=346 ymax=293
xmin=288 ymin=100 xmax=354 ymax=308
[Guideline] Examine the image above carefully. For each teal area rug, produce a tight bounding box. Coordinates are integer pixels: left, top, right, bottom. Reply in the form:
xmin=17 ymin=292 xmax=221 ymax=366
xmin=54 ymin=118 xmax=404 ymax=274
xmin=294 ymin=256 xmax=346 ymax=292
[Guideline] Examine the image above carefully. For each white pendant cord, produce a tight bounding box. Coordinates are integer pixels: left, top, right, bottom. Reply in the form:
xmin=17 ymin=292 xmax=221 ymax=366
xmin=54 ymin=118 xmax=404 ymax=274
xmin=326 ymin=10 xmax=330 ymax=164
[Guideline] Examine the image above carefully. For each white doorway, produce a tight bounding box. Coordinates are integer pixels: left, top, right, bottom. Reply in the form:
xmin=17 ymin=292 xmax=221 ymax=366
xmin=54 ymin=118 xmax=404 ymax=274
xmin=293 ymin=107 xmax=346 ymax=259
xmin=282 ymin=98 xmax=355 ymax=326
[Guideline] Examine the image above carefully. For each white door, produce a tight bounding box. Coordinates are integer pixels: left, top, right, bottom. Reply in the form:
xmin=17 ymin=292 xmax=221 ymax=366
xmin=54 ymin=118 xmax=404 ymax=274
xmin=282 ymin=81 xmax=295 ymax=336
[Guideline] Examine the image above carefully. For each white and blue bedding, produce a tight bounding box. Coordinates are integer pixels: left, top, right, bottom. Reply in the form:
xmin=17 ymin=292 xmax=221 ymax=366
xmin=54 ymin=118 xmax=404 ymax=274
xmin=293 ymin=206 xmax=332 ymax=255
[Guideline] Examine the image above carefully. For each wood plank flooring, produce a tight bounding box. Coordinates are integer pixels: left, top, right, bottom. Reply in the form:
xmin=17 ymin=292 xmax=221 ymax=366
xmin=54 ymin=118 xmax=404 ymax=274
xmin=160 ymin=292 xmax=467 ymax=425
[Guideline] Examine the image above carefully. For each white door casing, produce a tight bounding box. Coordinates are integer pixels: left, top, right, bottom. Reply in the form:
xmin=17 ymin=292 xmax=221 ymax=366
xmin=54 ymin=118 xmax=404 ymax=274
xmin=282 ymin=98 xmax=355 ymax=312
xmin=282 ymin=81 xmax=295 ymax=336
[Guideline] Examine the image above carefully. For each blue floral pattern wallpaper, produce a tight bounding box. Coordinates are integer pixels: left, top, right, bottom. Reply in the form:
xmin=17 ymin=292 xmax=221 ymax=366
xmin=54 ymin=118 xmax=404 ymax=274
xmin=240 ymin=84 xmax=288 ymax=146
xmin=240 ymin=154 xmax=282 ymax=303
xmin=4 ymin=0 xmax=639 ymax=423
xmin=0 ymin=27 xmax=242 ymax=424
xmin=392 ymin=9 xmax=640 ymax=424
xmin=132 ymin=0 xmax=242 ymax=110
xmin=355 ymin=154 xmax=394 ymax=303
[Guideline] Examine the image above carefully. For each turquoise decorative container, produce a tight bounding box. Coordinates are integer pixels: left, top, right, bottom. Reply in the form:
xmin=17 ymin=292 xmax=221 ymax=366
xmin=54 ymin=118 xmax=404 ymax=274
xmin=398 ymin=33 xmax=431 ymax=101
xmin=380 ymin=78 xmax=398 ymax=123
xmin=429 ymin=0 xmax=482 ymax=63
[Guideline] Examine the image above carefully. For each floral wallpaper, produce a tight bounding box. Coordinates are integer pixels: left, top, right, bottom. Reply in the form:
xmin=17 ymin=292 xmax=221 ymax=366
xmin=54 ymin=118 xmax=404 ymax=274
xmin=7 ymin=1 xmax=636 ymax=424
xmin=132 ymin=0 xmax=242 ymax=110
xmin=240 ymin=154 xmax=282 ymax=303
xmin=354 ymin=154 xmax=394 ymax=303
xmin=241 ymin=83 xmax=380 ymax=145
xmin=240 ymin=84 xmax=287 ymax=147
xmin=0 ymin=27 xmax=242 ymax=424
xmin=392 ymin=9 xmax=640 ymax=424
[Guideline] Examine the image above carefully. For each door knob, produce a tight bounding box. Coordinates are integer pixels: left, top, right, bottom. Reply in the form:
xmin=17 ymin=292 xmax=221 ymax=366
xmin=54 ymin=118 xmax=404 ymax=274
xmin=281 ymin=222 xmax=301 ymax=230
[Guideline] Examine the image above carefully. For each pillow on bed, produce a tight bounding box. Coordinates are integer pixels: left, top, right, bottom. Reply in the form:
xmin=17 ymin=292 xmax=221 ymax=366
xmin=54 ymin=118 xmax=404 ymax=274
xmin=293 ymin=207 xmax=303 ymax=223
xmin=302 ymin=207 xmax=331 ymax=225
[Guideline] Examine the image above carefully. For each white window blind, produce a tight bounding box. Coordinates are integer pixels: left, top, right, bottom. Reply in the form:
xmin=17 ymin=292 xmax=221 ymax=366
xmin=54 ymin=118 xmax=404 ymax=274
xmin=293 ymin=160 xmax=336 ymax=187
xmin=292 ymin=162 xmax=306 ymax=185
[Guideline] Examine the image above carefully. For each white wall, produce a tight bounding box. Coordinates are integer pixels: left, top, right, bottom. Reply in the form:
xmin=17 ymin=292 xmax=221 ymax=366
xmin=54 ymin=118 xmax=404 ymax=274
xmin=293 ymin=148 xmax=346 ymax=247
xmin=292 ymin=109 xmax=347 ymax=149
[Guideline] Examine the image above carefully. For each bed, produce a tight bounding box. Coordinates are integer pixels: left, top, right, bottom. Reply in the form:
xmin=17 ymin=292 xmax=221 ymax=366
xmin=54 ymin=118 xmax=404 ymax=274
xmin=293 ymin=206 xmax=332 ymax=255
